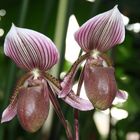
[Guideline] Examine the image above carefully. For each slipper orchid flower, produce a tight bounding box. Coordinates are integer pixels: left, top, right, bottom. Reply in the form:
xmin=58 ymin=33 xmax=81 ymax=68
xmin=59 ymin=5 xmax=128 ymax=110
xmin=1 ymin=24 xmax=93 ymax=134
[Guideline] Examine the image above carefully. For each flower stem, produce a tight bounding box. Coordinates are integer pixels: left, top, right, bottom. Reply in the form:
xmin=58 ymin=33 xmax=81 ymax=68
xmin=47 ymin=84 xmax=73 ymax=140
xmin=74 ymin=66 xmax=85 ymax=140
xmin=74 ymin=110 xmax=79 ymax=140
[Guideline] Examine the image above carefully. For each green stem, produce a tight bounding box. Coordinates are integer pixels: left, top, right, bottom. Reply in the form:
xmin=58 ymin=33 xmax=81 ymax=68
xmin=41 ymin=0 xmax=55 ymax=33
xmin=52 ymin=0 xmax=69 ymax=77
xmin=17 ymin=0 xmax=29 ymax=27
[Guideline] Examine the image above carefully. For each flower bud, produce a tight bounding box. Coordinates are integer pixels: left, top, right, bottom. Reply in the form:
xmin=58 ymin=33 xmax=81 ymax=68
xmin=84 ymin=58 xmax=117 ymax=110
xmin=17 ymin=80 xmax=50 ymax=132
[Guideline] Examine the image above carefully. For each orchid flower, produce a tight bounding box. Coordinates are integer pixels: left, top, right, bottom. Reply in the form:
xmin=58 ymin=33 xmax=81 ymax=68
xmin=1 ymin=24 xmax=93 ymax=136
xmin=59 ymin=5 xmax=128 ymax=110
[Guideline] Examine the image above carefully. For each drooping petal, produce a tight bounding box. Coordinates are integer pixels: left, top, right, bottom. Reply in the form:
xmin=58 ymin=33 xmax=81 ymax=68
xmin=1 ymin=72 xmax=32 ymax=123
xmin=59 ymin=73 xmax=74 ymax=98
xmin=74 ymin=5 xmax=125 ymax=52
xmin=51 ymin=81 xmax=94 ymax=111
xmin=4 ymin=24 xmax=59 ymax=71
xmin=59 ymin=53 xmax=90 ymax=98
xmin=84 ymin=58 xmax=117 ymax=110
xmin=44 ymin=71 xmax=93 ymax=111
xmin=63 ymin=90 xmax=94 ymax=111
xmin=47 ymin=81 xmax=94 ymax=111
xmin=1 ymin=98 xmax=17 ymax=123
xmin=17 ymin=79 xmax=50 ymax=132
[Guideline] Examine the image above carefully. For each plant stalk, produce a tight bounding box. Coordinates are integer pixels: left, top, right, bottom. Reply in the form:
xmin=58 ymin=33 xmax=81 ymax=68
xmin=47 ymin=84 xmax=73 ymax=140
xmin=74 ymin=67 xmax=85 ymax=140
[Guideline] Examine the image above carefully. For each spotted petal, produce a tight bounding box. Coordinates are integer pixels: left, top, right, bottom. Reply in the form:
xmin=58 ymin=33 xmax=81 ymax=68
xmin=4 ymin=24 xmax=59 ymax=71
xmin=74 ymin=5 xmax=125 ymax=52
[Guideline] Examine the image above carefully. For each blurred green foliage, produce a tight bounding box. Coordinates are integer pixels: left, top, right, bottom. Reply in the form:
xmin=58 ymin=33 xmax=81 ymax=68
xmin=0 ymin=0 xmax=140 ymax=140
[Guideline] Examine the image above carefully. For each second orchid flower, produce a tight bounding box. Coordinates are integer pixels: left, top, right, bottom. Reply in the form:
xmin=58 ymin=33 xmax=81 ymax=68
xmin=60 ymin=5 xmax=128 ymax=110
